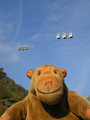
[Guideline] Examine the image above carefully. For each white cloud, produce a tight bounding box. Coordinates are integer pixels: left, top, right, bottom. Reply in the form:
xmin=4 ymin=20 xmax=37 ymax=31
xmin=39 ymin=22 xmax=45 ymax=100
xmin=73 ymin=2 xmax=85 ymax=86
xmin=0 ymin=0 xmax=23 ymax=63
xmin=6 ymin=53 xmax=19 ymax=62
xmin=0 ymin=42 xmax=19 ymax=63
xmin=0 ymin=0 xmax=23 ymax=44
xmin=31 ymin=33 xmax=39 ymax=40
xmin=12 ymin=0 xmax=23 ymax=43
xmin=0 ymin=12 xmax=14 ymax=38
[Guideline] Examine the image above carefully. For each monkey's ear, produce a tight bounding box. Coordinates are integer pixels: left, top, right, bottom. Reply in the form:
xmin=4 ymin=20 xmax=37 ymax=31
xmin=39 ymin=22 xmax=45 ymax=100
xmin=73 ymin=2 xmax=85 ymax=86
xmin=27 ymin=70 xmax=35 ymax=79
xmin=60 ymin=68 xmax=67 ymax=77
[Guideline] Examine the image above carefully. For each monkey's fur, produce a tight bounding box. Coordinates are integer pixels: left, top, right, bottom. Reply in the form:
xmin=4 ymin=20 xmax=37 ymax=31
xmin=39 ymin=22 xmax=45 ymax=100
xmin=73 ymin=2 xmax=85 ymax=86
xmin=0 ymin=65 xmax=90 ymax=120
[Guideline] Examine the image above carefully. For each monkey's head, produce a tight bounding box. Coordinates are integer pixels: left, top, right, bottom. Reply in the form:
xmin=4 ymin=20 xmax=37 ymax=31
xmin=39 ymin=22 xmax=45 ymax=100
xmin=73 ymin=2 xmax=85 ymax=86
xmin=27 ymin=64 xmax=67 ymax=105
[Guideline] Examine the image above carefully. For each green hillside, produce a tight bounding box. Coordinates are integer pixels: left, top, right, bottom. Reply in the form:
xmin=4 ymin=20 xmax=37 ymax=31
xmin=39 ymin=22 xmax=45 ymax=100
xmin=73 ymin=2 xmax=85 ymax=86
xmin=0 ymin=68 xmax=28 ymax=116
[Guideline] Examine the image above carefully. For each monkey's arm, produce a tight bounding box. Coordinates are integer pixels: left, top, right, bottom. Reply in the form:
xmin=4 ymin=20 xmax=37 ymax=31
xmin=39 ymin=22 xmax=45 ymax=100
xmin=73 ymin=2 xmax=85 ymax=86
xmin=0 ymin=100 xmax=27 ymax=120
xmin=68 ymin=90 xmax=90 ymax=120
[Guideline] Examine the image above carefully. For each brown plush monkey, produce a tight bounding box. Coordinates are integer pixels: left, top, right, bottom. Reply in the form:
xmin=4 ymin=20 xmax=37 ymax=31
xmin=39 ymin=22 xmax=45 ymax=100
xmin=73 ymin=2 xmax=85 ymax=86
xmin=0 ymin=64 xmax=90 ymax=120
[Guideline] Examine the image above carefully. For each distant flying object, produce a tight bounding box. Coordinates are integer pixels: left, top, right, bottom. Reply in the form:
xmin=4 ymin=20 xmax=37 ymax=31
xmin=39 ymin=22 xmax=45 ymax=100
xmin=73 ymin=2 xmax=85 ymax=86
xmin=25 ymin=46 xmax=29 ymax=50
xmin=18 ymin=46 xmax=21 ymax=51
xmin=69 ymin=32 xmax=73 ymax=38
xmin=56 ymin=33 xmax=61 ymax=39
xmin=21 ymin=46 xmax=25 ymax=51
xmin=56 ymin=32 xmax=73 ymax=39
xmin=18 ymin=45 xmax=29 ymax=51
xmin=62 ymin=33 xmax=67 ymax=39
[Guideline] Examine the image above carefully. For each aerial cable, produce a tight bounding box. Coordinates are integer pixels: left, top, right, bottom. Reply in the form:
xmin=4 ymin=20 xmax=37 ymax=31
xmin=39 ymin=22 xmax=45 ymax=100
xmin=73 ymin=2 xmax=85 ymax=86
xmin=0 ymin=25 xmax=90 ymax=37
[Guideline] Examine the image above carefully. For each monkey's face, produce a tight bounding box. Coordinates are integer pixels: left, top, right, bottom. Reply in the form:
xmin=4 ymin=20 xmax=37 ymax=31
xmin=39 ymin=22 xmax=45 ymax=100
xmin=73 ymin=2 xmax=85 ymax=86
xmin=27 ymin=65 xmax=67 ymax=105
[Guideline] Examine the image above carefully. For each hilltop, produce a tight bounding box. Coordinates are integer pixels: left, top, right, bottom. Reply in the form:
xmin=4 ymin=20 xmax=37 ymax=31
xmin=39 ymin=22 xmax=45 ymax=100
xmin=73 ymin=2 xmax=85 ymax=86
xmin=0 ymin=68 xmax=28 ymax=116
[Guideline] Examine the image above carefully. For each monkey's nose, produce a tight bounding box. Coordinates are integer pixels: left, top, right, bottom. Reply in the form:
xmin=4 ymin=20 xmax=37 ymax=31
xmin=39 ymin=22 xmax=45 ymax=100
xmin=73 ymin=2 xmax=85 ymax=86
xmin=45 ymin=81 xmax=53 ymax=91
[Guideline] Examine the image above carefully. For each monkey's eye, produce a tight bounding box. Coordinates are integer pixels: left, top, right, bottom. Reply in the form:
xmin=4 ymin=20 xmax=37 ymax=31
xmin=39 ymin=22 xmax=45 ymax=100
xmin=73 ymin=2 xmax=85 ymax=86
xmin=54 ymin=70 xmax=57 ymax=74
xmin=38 ymin=72 xmax=41 ymax=75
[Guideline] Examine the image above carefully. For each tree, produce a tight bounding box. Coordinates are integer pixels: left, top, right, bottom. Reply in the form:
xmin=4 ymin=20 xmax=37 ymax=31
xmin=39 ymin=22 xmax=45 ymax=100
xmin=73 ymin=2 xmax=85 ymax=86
xmin=0 ymin=68 xmax=6 ymax=79
xmin=0 ymin=68 xmax=28 ymax=116
xmin=87 ymin=96 xmax=90 ymax=102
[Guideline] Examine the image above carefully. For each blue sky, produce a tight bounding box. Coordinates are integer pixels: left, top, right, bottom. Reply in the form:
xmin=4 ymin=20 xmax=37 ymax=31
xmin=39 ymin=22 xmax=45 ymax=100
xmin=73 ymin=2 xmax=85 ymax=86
xmin=0 ymin=0 xmax=90 ymax=98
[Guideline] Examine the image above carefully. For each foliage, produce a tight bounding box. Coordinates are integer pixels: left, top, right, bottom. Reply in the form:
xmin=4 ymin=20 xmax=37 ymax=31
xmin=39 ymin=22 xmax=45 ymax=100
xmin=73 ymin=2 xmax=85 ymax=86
xmin=87 ymin=96 xmax=90 ymax=102
xmin=0 ymin=104 xmax=7 ymax=116
xmin=0 ymin=68 xmax=28 ymax=116
xmin=0 ymin=68 xmax=6 ymax=79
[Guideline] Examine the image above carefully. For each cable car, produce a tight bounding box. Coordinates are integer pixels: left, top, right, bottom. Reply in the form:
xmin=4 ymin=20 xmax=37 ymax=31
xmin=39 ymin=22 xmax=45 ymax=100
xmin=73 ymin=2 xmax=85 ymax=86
xmin=25 ymin=46 xmax=29 ymax=50
xmin=56 ymin=33 xmax=61 ymax=39
xmin=62 ymin=33 xmax=67 ymax=39
xmin=18 ymin=46 xmax=21 ymax=51
xmin=69 ymin=32 xmax=73 ymax=38
xmin=21 ymin=46 xmax=25 ymax=51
